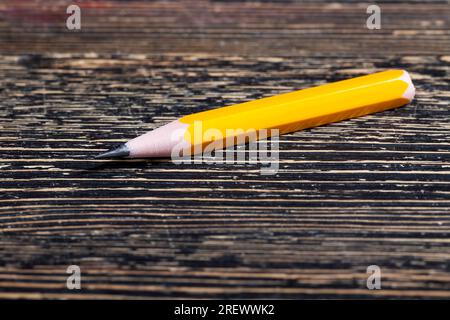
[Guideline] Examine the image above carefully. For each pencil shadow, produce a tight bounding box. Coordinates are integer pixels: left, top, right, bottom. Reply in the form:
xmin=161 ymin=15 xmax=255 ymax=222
xmin=82 ymin=158 xmax=168 ymax=171
xmin=66 ymin=158 xmax=171 ymax=177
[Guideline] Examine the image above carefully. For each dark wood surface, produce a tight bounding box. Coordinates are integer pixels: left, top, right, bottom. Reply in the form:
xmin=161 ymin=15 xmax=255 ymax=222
xmin=2 ymin=0 xmax=450 ymax=56
xmin=1 ymin=0 xmax=450 ymax=299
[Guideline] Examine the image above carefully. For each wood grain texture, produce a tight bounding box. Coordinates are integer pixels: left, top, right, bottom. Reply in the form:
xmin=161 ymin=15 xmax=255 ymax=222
xmin=1 ymin=0 xmax=450 ymax=299
xmin=1 ymin=0 xmax=450 ymax=56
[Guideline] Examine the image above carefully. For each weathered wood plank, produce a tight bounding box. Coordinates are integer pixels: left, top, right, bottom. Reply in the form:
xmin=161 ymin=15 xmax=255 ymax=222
xmin=1 ymin=0 xmax=450 ymax=55
xmin=1 ymin=0 xmax=450 ymax=299
xmin=1 ymin=53 xmax=449 ymax=299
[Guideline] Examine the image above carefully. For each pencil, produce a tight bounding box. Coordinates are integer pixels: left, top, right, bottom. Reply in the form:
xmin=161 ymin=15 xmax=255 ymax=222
xmin=95 ymin=69 xmax=415 ymax=159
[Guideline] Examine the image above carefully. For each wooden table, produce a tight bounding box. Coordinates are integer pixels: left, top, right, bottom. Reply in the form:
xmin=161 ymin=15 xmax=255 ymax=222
xmin=1 ymin=0 xmax=449 ymax=299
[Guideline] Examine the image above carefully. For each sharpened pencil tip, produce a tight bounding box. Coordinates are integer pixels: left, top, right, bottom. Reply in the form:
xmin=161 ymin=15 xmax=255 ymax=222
xmin=95 ymin=144 xmax=130 ymax=159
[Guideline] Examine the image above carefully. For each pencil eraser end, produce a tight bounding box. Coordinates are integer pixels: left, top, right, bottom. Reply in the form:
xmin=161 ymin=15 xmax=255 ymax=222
xmin=400 ymin=70 xmax=415 ymax=102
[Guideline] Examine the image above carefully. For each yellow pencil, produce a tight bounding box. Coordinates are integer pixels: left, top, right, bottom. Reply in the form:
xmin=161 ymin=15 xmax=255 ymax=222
xmin=95 ymin=69 xmax=415 ymax=159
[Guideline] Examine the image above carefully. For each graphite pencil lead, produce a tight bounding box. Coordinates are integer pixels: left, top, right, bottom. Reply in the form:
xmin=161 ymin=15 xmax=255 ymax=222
xmin=94 ymin=144 xmax=130 ymax=159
